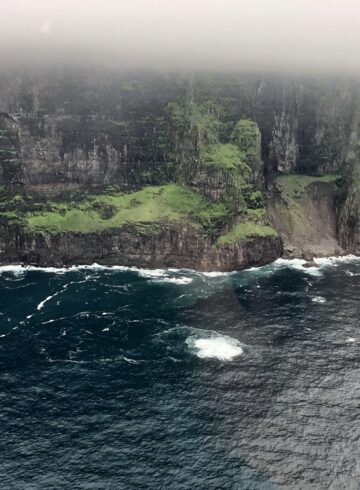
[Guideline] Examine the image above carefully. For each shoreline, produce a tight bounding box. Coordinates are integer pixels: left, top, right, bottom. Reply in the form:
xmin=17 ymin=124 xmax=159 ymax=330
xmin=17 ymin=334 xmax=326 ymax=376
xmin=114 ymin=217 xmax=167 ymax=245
xmin=0 ymin=253 xmax=359 ymax=275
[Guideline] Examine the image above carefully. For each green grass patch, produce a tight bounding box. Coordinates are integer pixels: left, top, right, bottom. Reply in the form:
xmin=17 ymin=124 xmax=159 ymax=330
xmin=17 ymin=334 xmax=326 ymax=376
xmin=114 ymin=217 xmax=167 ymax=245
xmin=110 ymin=120 xmax=128 ymax=127
xmin=25 ymin=184 xmax=229 ymax=234
xmin=204 ymin=143 xmax=251 ymax=175
xmin=277 ymin=174 xmax=341 ymax=200
xmin=217 ymin=222 xmax=278 ymax=245
xmin=247 ymin=208 xmax=267 ymax=220
xmin=0 ymin=149 xmax=17 ymax=154
xmin=166 ymin=100 xmax=223 ymax=144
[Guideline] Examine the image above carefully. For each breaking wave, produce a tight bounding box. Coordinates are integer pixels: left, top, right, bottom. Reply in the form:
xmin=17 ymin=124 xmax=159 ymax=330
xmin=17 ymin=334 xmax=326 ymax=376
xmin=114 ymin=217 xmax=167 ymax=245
xmin=312 ymin=296 xmax=326 ymax=303
xmin=186 ymin=331 xmax=244 ymax=361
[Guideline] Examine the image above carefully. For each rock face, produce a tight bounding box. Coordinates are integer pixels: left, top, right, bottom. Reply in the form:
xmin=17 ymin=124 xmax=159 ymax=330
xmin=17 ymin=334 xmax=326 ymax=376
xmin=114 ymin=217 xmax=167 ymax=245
xmin=0 ymin=70 xmax=358 ymax=269
xmin=0 ymin=225 xmax=281 ymax=271
xmin=268 ymin=177 xmax=343 ymax=258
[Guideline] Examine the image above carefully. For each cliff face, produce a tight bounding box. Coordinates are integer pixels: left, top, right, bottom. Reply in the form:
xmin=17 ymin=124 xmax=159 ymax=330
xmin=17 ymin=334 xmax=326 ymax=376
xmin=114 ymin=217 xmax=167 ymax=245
xmin=0 ymin=70 xmax=358 ymax=269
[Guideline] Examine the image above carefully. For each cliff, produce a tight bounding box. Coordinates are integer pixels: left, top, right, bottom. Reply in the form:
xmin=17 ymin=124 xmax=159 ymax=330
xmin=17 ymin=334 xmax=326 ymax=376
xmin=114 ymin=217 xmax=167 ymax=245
xmin=0 ymin=70 xmax=358 ymax=270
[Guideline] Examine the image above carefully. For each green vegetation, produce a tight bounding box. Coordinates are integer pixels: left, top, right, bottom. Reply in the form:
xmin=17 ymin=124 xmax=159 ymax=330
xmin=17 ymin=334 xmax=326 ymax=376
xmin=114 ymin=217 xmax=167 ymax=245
xmin=166 ymin=100 xmax=223 ymax=144
xmin=277 ymin=174 xmax=341 ymax=200
xmin=110 ymin=120 xmax=128 ymax=127
xmin=246 ymin=207 xmax=267 ymax=220
xmin=217 ymin=222 xmax=278 ymax=245
xmin=25 ymin=184 xmax=229 ymax=235
xmin=0 ymin=149 xmax=17 ymax=154
xmin=231 ymin=119 xmax=259 ymax=150
xmin=248 ymin=190 xmax=263 ymax=208
xmin=204 ymin=143 xmax=249 ymax=172
xmin=0 ymin=211 xmax=20 ymax=220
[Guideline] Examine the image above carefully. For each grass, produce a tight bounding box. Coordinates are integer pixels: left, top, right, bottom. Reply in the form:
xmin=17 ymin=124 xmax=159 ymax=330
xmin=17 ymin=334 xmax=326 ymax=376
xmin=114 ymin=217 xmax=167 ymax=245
xmin=203 ymin=143 xmax=252 ymax=182
xmin=204 ymin=144 xmax=242 ymax=169
xmin=25 ymin=184 xmax=229 ymax=234
xmin=217 ymin=222 xmax=278 ymax=245
xmin=0 ymin=149 xmax=17 ymax=154
xmin=231 ymin=119 xmax=260 ymax=159
xmin=166 ymin=100 xmax=223 ymax=144
xmin=110 ymin=120 xmax=128 ymax=127
xmin=246 ymin=208 xmax=267 ymax=219
xmin=277 ymin=174 xmax=341 ymax=200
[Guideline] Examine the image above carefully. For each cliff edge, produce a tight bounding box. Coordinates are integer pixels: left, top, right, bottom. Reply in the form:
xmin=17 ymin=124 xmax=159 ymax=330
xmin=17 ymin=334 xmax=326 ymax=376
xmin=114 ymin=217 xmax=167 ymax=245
xmin=0 ymin=71 xmax=358 ymax=269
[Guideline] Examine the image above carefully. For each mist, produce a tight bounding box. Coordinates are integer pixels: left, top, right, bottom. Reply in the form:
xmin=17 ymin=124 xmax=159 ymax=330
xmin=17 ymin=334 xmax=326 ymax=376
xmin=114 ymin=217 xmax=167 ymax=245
xmin=1 ymin=0 xmax=360 ymax=74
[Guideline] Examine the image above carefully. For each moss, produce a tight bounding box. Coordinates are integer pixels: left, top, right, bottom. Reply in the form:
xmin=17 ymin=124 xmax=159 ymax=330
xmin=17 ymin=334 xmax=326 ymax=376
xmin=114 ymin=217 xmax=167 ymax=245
xmin=203 ymin=143 xmax=252 ymax=186
xmin=277 ymin=174 xmax=341 ymax=200
xmin=217 ymin=222 xmax=278 ymax=245
xmin=166 ymin=100 xmax=223 ymax=144
xmin=247 ymin=208 xmax=267 ymax=220
xmin=204 ymin=144 xmax=241 ymax=169
xmin=248 ymin=190 xmax=264 ymax=208
xmin=231 ymin=119 xmax=260 ymax=157
xmin=0 ymin=211 xmax=20 ymax=219
xmin=25 ymin=184 xmax=229 ymax=235
xmin=0 ymin=149 xmax=17 ymax=154
xmin=110 ymin=120 xmax=128 ymax=127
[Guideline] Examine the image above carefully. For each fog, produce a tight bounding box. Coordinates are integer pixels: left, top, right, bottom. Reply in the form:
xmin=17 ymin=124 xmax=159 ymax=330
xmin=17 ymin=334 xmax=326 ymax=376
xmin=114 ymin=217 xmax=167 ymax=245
xmin=1 ymin=0 xmax=360 ymax=74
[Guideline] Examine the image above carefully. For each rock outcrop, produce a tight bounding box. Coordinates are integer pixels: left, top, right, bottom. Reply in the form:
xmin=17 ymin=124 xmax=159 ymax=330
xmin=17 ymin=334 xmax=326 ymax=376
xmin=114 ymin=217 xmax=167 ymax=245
xmin=0 ymin=70 xmax=358 ymax=269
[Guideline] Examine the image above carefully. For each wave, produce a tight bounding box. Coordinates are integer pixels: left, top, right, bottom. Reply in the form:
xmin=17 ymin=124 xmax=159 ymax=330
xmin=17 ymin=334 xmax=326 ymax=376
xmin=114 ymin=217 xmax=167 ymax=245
xmin=0 ymin=254 xmax=359 ymax=280
xmin=314 ymin=255 xmax=360 ymax=266
xmin=162 ymin=277 xmax=193 ymax=285
xmin=200 ymin=271 xmax=234 ymax=277
xmin=272 ymin=258 xmax=323 ymax=276
xmin=312 ymin=296 xmax=326 ymax=303
xmin=186 ymin=331 xmax=244 ymax=361
xmin=36 ymin=284 xmax=69 ymax=311
xmin=37 ymin=295 xmax=55 ymax=311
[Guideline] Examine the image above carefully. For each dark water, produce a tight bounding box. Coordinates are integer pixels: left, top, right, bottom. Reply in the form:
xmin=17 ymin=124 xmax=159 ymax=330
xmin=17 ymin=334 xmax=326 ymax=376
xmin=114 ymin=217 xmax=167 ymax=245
xmin=1 ymin=258 xmax=360 ymax=489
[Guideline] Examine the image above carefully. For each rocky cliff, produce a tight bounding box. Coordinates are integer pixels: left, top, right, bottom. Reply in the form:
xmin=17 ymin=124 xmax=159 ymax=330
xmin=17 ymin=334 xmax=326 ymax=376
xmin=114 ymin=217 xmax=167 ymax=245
xmin=0 ymin=70 xmax=358 ymax=270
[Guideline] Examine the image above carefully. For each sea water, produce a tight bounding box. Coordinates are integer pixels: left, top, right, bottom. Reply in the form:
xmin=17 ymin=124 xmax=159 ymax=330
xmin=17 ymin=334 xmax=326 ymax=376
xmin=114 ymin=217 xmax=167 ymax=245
xmin=1 ymin=257 xmax=360 ymax=488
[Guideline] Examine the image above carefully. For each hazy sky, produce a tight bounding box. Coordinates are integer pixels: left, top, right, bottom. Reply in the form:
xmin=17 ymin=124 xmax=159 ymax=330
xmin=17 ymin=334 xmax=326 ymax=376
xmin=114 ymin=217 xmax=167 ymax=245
xmin=1 ymin=0 xmax=360 ymax=73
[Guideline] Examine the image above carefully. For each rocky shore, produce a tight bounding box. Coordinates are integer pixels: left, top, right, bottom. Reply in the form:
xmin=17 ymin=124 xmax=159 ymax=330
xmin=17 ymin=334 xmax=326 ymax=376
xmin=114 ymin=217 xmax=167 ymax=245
xmin=0 ymin=71 xmax=359 ymax=270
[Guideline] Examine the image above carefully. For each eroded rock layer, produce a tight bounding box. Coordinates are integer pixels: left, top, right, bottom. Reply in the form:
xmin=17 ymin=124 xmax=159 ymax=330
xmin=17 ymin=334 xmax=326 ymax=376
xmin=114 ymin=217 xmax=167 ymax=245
xmin=0 ymin=71 xmax=359 ymax=269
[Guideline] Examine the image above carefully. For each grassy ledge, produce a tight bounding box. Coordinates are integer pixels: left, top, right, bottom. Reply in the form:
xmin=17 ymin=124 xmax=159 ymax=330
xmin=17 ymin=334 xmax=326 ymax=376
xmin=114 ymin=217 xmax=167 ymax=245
xmin=25 ymin=184 xmax=229 ymax=234
xmin=277 ymin=174 xmax=341 ymax=200
xmin=217 ymin=222 xmax=278 ymax=246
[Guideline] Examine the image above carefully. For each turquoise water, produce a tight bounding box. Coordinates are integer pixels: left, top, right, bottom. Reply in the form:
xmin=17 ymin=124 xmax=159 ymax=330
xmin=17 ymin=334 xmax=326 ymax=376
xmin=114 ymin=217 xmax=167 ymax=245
xmin=1 ymin=257 xmax=360 ymax=489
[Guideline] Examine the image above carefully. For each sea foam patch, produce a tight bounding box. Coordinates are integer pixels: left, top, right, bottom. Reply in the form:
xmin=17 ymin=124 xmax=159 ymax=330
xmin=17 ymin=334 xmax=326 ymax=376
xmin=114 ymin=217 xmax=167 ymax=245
xmin=346 ymin=337 xmax=356 ymax=343
xmin=273 ymin=258 xmax=323 ymax=276
xmin=312 ymin=296 xmax=326 ymax=303
xmin=137 ymin=268 xmax=193 ymax=284
xmin=314 ymin=255 xmax=360 ymax=266
xmin=186 ymin=332 xmax=243 ymax=361
xmin=162 ymin=277 xmax=193 ymax=285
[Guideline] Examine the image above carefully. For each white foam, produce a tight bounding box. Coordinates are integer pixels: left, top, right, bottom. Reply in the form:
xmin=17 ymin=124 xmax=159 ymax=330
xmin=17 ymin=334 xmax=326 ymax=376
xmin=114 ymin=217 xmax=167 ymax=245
xmin=273 ymin=258 xmax=323 ymax=276
xmin=312 ymin=296 xmax=326 ymax=303
xmin=36 ymin=284 xmax=68 ymax=311
xmin=162 ymin=276 xmax=193 ymax=285
xmin=0 ymin=264 xmax=69 ymax=274
xmin=137 ymin=268 xmax=168 ymax=278
xmin=200 ymin=271 xmax=233 ymax=277
xmin=186 ymin=334 xmax=243 ymax=361
xmin=346 ymin=337 xmax=356 ymax=343
xmin=37 ymin=295 xmax=55 ymax=311
xmin=314 ymin=255 xmax=360 ymax=266
xmin=0 ymin=253 xmax=358 ymax=279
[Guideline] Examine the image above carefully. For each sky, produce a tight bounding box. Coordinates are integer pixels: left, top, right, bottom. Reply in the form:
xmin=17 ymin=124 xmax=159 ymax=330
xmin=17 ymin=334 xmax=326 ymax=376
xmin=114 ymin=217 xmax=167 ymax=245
xmin=1 ymin=0 xmax=360 ymax=74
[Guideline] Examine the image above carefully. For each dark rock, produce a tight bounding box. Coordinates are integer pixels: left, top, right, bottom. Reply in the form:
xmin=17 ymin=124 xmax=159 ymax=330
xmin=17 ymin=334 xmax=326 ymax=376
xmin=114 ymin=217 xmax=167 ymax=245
xmin=0 ymin=71 xmax=359 ymax=269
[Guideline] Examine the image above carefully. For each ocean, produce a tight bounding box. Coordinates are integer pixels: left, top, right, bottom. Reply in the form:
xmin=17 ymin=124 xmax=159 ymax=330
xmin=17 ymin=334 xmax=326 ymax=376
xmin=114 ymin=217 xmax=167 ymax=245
xmin=1 ymin=257 xmax=360 ymax=489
